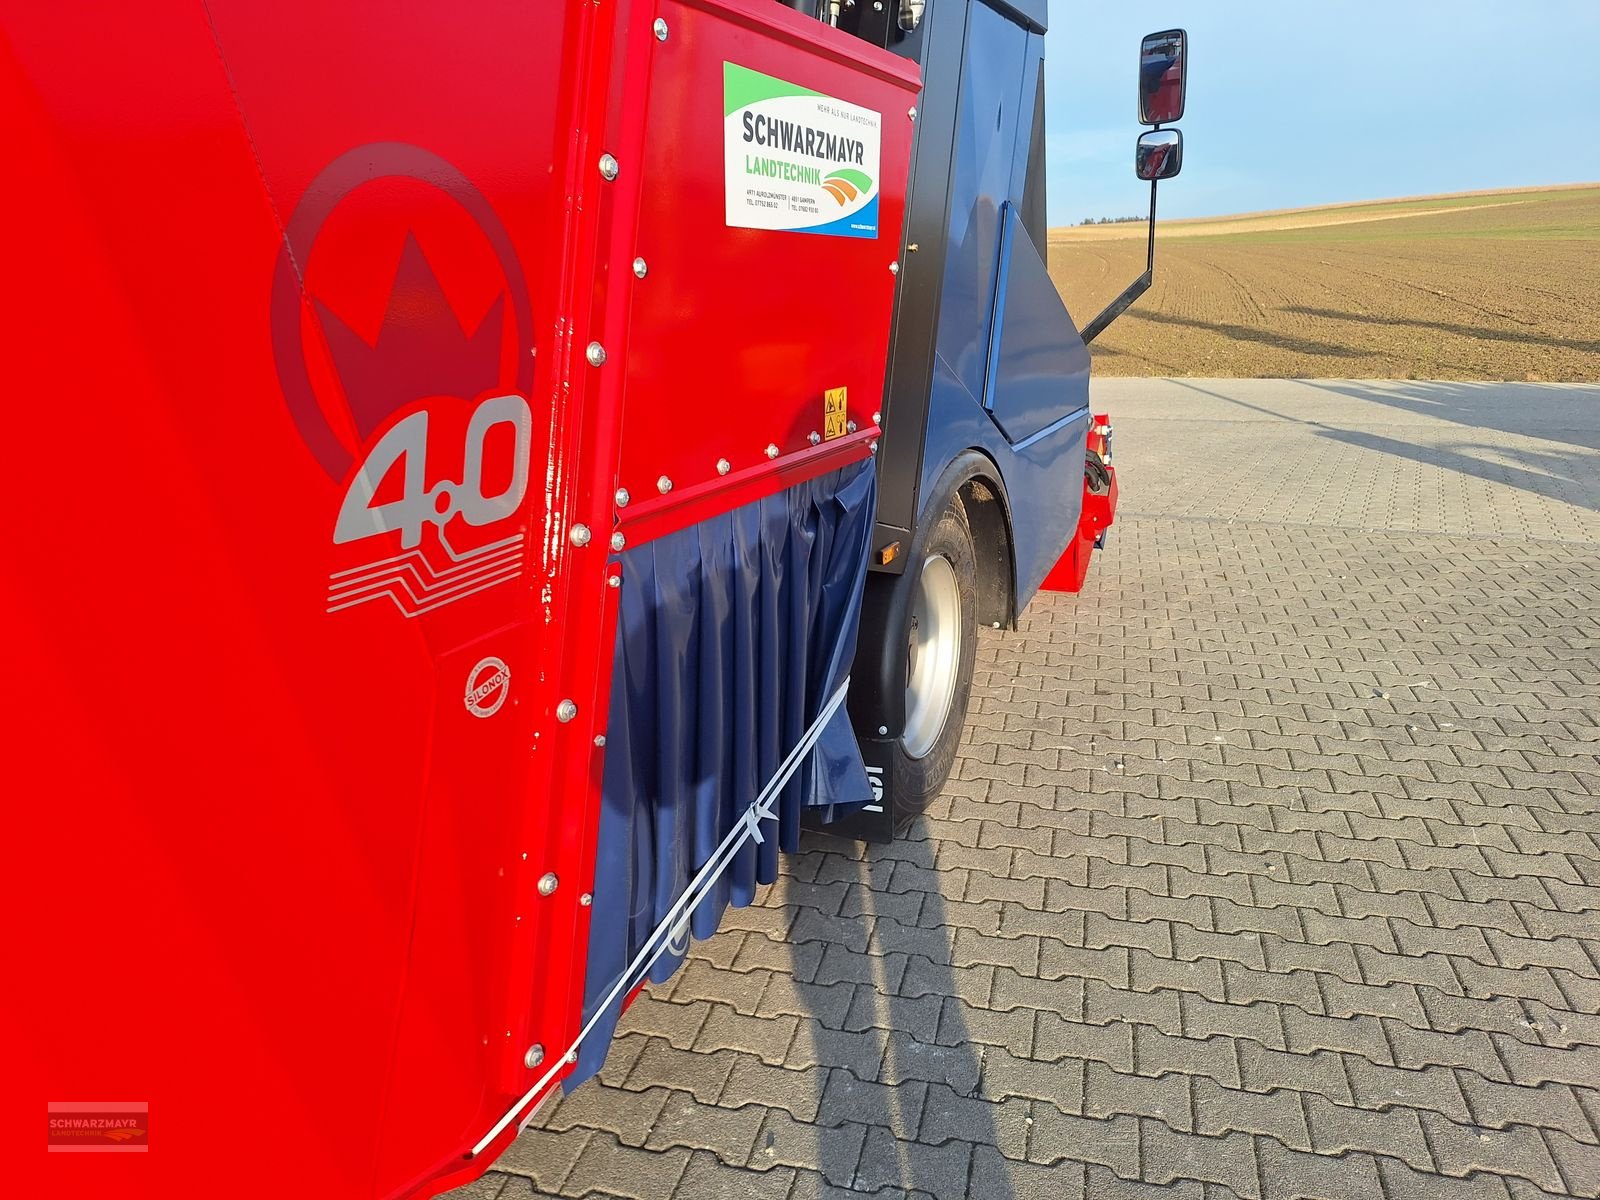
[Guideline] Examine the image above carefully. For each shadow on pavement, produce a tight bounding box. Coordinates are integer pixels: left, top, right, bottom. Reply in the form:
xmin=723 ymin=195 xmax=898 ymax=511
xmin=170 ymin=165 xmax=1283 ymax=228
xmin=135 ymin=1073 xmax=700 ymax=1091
xmin=794 ymin=829 xmax=1015 ymax=1200
xmin=1167 ymin=378 xmax=1600 ymax=517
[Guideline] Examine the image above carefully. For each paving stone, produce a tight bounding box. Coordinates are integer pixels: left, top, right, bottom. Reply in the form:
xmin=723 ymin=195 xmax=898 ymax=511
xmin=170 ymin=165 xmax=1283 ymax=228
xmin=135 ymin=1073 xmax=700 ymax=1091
xmin=935 ymin=994 xmax=1035 ymax=1057
xmin=852 ymin=1124 xmax=972 ymax=1196
xmin=545 ymin=1082 xmax=669 ymax=1148
xmin=917 ymin=1081 xmax=1030 ymax=1159
xmin=1303 ymin=1094 xmax=1433 ymax=1170
xmin=818 ymin=1071 xmax=927 ymax=1141
xmin=492 ymin=1126 xmax=592 ymax=1192
xmin=1134 ymin=1026 xmax=1242 ymax=1087
xmin=721 ymin=1056 xmax=828 ymax=1122
xmin=1546 ymin=1130 xmax=1600 ymax=1198
xmin=1087 ymin=1060 xmax=1193 ymax=1130
xmin=1492 ymin=1035 xmax=1600 ymax=1090
xmin=645 ymin=1092 xmax=768 ymax=1164
xmin=1281 ymin=1009 xmax=1394 ymax=1064
xmin=747 ymin=1108 xmax=865 ymax=1190
xmin=1191 ymin=1078 xmax=1309 ymax=1149
xmin=694 ymin=1004 xmax=798 ymax=1065
xmin=1088 ymin=980 xmax=1184 ymax=1036
xmin=1134 ymin=948 xmax=1229 ymax=1002
xmin=675 ymin=1150 xmax=795 ymax=1200
xmin=1221 ymin=962 xmax=1326 ymax=1014
xmin=624 ymin=1040 xmax=740 ymax=1104
xmin=561 ymin=1132 xmax=691 ymax=1200
xmin=1418 ymin=1112 xmax=1564 ymax=1191
xmin=1375 ymin=1159 xmax=1515 ymax=1200
xmin=1342 ymin=1057 xmax=1473 ymax=1123
xmin=1140 ymin=1123 xmax=1261 ymax=1199
xmin=1237 ymin=1043 xmax=1352 ymax=1104
xmin=621 ymin=997 xmax=713 ymax=1049
xmin=972 ymin=1145 xmax=1087 ymax=1200
xmin=1255 ymin=1139 xmax=1381 ymax=1200
xmin=1458 ymin=1075 xmax=1598 ymax=1146
xmin=1028 ymin=1108 xmax=1141 ymax=1177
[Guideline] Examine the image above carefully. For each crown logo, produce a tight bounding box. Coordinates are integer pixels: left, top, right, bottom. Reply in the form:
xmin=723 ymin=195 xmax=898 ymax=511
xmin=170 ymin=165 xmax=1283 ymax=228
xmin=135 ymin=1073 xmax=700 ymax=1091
xmin=314 ymin=234 xmax=507 ymax=443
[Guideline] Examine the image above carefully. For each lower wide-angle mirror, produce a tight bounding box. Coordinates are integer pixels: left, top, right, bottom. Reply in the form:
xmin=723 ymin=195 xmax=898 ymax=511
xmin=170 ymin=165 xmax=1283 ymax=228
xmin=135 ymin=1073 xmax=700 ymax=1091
xmin=1136 ymin=129 xmax=1183 ymax=181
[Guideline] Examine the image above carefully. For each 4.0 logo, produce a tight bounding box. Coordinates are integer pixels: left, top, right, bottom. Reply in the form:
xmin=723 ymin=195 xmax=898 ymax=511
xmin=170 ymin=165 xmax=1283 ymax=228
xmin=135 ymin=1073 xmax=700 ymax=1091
xmin=335 ymin=395 xmax=531 ymax=550
xmin=270 ymin=144 xmax=537 ymax=619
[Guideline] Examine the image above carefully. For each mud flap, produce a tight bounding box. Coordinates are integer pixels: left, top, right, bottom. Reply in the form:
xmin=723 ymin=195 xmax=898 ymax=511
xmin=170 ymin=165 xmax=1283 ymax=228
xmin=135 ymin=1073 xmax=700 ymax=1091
xmin=803 ymin=735 xmax=896 ymax=843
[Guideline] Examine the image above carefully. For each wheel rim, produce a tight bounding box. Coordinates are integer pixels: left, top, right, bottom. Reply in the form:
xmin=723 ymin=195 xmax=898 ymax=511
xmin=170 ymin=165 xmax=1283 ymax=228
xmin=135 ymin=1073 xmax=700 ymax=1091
xmin=901 ymin=553 xmax=962 ymax=760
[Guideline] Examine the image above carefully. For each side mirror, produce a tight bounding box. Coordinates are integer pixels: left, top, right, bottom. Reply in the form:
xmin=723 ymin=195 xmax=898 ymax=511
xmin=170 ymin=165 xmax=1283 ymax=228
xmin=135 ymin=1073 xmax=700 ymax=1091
xmin=1139 ymin=29 xmax=1187 ymax=125
xmin=1135 ymin=129 xmax=1182 ymax=181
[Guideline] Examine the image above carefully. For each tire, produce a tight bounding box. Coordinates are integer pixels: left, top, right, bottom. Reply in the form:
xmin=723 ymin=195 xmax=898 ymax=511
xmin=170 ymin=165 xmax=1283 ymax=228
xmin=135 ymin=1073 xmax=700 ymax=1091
xmin=891 ymin=496 xmax=979 ymax=816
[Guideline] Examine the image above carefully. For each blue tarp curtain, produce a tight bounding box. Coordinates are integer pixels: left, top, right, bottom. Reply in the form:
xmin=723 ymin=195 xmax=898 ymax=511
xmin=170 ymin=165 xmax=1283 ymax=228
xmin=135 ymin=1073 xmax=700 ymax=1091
xmin=571 ymin=458 xmax=877 ymax=1086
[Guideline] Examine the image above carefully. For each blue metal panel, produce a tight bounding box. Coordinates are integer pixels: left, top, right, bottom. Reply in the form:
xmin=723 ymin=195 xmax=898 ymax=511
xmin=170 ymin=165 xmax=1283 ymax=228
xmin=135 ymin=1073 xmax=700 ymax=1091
xmin=920 ymin=350 xmax=1086 ymax=609
xmin=917 ymin=6 xmax=1089 ymax=612
xmin=931 ymin=1 xmax=1028 ymax=408
xmin=982 ymin=202 xmax=1091 ymax=445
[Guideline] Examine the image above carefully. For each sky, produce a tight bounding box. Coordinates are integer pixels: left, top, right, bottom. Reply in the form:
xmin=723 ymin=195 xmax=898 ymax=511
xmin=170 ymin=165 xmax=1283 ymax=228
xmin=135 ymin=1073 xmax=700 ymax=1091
xmin=1043 ymin=1 xmax=1600 ymax=224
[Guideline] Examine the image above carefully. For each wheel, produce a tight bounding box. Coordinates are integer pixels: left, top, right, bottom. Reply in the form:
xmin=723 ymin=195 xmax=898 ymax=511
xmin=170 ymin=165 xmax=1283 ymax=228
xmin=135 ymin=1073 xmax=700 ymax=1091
xmin=891 ymin=497 xmax=979 ymax=816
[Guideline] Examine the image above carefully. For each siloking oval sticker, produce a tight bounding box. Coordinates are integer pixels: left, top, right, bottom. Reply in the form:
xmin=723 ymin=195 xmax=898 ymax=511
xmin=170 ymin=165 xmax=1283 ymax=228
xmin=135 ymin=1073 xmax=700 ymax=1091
xmin=465 ymin=656 xmax=512 ymax=718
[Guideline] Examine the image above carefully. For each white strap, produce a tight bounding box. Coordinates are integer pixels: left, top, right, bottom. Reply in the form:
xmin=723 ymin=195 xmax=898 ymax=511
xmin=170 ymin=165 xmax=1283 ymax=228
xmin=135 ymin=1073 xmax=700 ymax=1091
xmin=470 ymin=677 xmax=852 ymax=1156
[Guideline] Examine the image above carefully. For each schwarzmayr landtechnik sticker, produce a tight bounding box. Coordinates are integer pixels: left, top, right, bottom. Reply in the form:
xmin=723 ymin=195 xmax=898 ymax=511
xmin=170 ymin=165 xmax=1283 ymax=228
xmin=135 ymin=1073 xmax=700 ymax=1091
xmin=724 ymin=62 xmax=882 ymax=239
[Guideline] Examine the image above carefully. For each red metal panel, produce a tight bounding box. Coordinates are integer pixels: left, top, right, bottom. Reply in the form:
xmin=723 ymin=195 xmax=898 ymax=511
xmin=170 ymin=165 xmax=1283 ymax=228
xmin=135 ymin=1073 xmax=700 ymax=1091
xmin=610 ymin=0 xmax=919 ymax=543
xmin=3 ymin=2 xmax=596 ymax=1196
xmin=5 ymin=3 xmax=918 ymax=1197
xmin=1040 ymin=415 xmax=1118 ymax=594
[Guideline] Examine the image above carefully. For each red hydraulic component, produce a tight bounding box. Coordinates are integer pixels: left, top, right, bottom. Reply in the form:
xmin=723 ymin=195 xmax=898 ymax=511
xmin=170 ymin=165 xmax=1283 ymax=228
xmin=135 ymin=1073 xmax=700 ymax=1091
xmin=1039 ymin=413 xmax=1118 ymax=593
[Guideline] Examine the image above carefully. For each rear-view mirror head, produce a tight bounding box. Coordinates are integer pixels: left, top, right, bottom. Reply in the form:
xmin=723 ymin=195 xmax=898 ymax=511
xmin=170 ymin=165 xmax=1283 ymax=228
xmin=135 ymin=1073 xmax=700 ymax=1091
xmin=1136 ymin=129 xmax=1183 ymax=181
xmin=1139 ymin=28 xmax=1187 ymax=124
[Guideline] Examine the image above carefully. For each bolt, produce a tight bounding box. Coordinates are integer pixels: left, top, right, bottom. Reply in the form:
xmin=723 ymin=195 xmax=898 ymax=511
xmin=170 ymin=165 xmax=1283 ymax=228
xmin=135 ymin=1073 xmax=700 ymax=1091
xmin=878 ymin=725 xmax=889 ymax=735
xmin=556 ymin=699 xmax=577 ymax=723
xmin=586 ymin=341 xmax=607 ymax=366
xmin=653 ymin=16 xmax=669 ymax=39
xmin=847 ymin=420 xmax=857 ymax=433
xmin=598 ymin=153 xmax=619 ymax=181
xmin=872 ymin=411 xmax=882 ymax=424
xmin=610 ymin=531 xmax=626 ymax=552
xmin=869 ymin=440 xmax=879 ymax=453
xmin=716 ymin=458 xmax=731 ymax=476
xmin=889 ymin=261 xmax=899 ymax=275
xmin=594 ymin=734 xmax=606 ymax=747
xmin=537 ymin=872 xmax=558 ymax=896
xmin=580 ymin=892 xmax=593 ymax=907
xmin=569 ymin=523 xmax=592 ymax=547
xmin=909 ymin=106 xmax=918 ymax=120
xmin=614 ymin=488 xmax=630 ymax=507
xmin=607 ymin=574 xmax=621 ymax=588
xmin=765 ymin=443 xmax=779 ymax=459
xmin=808 ymin=431 xmax=821 ymax=446
xmin=657 ymin=475 xmax=673 ymax=494
xmin=524 ymin=1044 xmax=545 ymax=1069
xmin=633 ymin=257 xmax=648 ymax=278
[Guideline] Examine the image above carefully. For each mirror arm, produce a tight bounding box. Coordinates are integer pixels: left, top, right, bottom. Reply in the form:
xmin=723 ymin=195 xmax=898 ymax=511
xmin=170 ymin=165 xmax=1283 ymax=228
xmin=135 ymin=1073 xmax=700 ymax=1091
xmin=1080 ymin=178 xmax=1158 ymax=346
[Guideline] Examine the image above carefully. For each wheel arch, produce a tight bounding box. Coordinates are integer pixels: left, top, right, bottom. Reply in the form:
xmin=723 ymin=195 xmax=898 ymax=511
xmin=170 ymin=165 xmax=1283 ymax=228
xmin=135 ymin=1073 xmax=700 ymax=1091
xmin=849 ymin=448 xmax=1017 ymax=740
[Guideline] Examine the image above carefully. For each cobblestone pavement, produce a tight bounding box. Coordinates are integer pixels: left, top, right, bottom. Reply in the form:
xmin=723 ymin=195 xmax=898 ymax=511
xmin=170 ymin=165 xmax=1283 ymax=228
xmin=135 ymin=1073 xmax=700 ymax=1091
xmin=463 ymin=380 xmax=1600 ymax=1199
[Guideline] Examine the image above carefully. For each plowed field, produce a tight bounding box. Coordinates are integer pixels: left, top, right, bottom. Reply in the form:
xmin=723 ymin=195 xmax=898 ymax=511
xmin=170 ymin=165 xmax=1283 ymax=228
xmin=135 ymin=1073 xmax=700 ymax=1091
xmin=1048 ymin=184 xmax=1600 ymax=380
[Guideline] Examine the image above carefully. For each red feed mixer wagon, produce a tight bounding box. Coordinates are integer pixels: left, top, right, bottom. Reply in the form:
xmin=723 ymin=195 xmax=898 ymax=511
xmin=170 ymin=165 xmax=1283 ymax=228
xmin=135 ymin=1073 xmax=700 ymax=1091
xmin=2 ymin=2 xmax=1186 ymax=1195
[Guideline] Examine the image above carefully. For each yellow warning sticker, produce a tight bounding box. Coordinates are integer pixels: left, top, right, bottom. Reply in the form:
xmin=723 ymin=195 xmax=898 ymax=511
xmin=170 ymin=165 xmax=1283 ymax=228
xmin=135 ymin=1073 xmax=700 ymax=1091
xmin=824 ymin=386 xmax=848 ymax=441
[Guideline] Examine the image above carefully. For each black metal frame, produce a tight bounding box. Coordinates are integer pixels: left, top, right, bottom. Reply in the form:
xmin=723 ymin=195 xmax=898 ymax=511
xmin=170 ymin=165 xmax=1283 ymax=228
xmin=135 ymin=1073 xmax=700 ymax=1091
xmin=1078 ymin=176 xmax=1157 ymax=346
